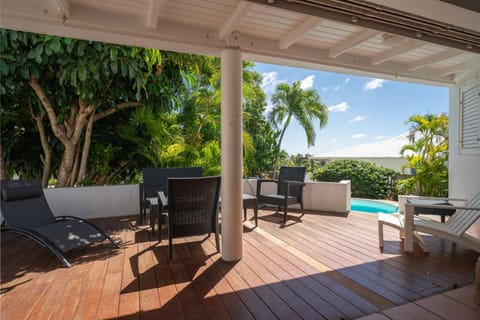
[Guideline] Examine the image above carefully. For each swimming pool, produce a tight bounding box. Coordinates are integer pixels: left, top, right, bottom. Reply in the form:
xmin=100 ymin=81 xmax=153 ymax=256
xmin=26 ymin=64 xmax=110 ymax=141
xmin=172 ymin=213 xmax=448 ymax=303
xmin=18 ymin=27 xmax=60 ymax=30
xmin=351 ymin=199 xmax=399 ymax=214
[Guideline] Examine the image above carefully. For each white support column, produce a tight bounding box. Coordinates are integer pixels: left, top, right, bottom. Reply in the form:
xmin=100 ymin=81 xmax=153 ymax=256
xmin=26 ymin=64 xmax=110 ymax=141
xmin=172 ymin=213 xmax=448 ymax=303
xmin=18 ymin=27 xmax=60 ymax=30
xmin=220 ymin=48 xmax=243 ymax=261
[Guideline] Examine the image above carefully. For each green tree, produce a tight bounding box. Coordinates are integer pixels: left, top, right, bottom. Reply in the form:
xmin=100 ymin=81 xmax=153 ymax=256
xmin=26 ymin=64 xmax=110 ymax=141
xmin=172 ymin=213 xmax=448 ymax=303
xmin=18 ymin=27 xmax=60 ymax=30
xmin=0 ymin=31 xmax=197 ymax=187
xmin=242 ymin=62 xmax=277 ymax=177
xmin=397 ymin=113 xmax=449 ymax=196
xmin=269 ymin=81 xmax=328 ymax=177
xmin=313 ymin=160 xmax=397 ymax=199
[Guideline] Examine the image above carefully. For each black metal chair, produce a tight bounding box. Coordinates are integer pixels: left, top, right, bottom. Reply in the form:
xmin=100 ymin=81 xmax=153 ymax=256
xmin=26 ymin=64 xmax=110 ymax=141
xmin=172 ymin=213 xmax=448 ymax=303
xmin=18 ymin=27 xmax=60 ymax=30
xmin=141 ymin=167 xmax=202 ymax=231
xmin=0 ymin=179 xmax=119 ymax=267
xmin=257 ymin=167 xmax=306 ymax=223
xmin=163 ymin=176 xmax=221 ymax=260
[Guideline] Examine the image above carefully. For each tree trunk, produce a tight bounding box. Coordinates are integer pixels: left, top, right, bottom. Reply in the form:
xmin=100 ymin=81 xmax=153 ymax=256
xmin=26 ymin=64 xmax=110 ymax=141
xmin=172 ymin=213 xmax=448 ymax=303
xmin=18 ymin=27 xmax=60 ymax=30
xmin=31 ymin=110 xmax=52 ymax=187
xmin=0 ymin=143 xmax=7 ymax=180
xmin=70 ymin=142 xmax=81 ymax=187
xmin=29 ymin=76 xmax=92 ymax=187
xmin=77 ymin=111 xmax=95 ymax=184
xmin=272 ymin=115 xmax=291 ymax=179
xmin=29 ymin=75 xmax=142 ymax=187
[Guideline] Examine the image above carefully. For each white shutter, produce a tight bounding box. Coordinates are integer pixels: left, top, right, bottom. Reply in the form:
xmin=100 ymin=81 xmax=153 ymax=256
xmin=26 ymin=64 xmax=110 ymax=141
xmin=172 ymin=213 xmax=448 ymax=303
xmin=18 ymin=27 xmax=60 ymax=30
xmin=460 ymin=82 xmax=480 ymax=153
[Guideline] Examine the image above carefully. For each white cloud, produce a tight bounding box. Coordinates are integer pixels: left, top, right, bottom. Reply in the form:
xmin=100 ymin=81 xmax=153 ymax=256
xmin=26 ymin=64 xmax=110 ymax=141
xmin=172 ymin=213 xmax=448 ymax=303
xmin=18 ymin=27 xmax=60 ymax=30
xmin=322 ymin=78 xmax=349 ymax=92
xmin=349 ymin=115 xmax=369 ymax=122
xmin=375 ymin=135 xmax=388 ymax=140
xmin=300 ymin=75 xmax=315 ymax=90
xmin=328 ymin=101 xmax=350 ymax=112
xmin=363 ymin=78 xmax=385 ymax=90
xmin=352 ymin=133 xmax=367 ymax=139
xmin=261 ymin=72 xmax=280 ymax=94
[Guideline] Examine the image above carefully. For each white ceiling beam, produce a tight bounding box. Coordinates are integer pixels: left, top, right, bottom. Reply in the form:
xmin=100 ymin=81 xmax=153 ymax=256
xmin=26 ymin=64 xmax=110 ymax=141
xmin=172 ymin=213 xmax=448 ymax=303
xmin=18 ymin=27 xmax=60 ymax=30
xmin=219 ymin=1 xmax=254 ymax=40
xmin=408 ymin=49 xmax=463 ymax=71
xmin=439 ymin=63 xmax=465 ymax=77
xmin=279 ymin=16 xmax=322 ymax=50
xmin=229 ymin=33 xmax=455 ymax=86
xmin=146 ymin=0 xmax=166 ymax=29
xmin=54 ymin=0 xmax=70 ymax=17
xmin=329 ymin=29 xmax=379 ymax=58
xmin=371 ymin=40 xmax=424 ymax=65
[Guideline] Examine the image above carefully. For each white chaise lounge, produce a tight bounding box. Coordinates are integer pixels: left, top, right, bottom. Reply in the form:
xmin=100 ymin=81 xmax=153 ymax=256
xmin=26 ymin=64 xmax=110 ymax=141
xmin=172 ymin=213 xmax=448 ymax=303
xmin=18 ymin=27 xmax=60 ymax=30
xmin=378 ymin=192 xmax=480 ymax=253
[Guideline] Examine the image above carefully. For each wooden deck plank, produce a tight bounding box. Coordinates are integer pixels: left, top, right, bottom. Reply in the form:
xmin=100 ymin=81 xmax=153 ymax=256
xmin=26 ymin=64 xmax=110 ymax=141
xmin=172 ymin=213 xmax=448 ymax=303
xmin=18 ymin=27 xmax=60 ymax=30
xmin=48 ymin=247 xmax=90 ymax=320
xmin=200 ymin=235 xmax=278 ymax=320
xmin=245 ymin=227 xmax=380 ymax=316
xmin=71 ymin=244 xmax=111 ymax=319
xmin=179 ymin=239 xmax=232 ymax=320
xmin=188 ymin=236 xmax=254 ymax=320
xmin=135 ymin=229 xmax=162 ymax=319
xmin=118 ymin=226 xmax=141 ymax=319
xmin=1 ymin=213 xmax=478 ymax=320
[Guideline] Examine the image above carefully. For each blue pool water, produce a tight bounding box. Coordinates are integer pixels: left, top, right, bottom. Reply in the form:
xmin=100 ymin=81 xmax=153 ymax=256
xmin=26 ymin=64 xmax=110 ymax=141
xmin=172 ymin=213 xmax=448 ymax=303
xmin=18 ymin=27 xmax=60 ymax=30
xmin=351 ymin=199 xmax=399 ymax=214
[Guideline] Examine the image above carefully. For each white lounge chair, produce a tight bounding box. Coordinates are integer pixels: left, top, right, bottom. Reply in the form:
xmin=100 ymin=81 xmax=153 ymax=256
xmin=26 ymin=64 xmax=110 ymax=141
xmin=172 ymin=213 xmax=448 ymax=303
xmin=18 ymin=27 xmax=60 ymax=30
xmin=378 ymin=192 xmax=480 ymax=253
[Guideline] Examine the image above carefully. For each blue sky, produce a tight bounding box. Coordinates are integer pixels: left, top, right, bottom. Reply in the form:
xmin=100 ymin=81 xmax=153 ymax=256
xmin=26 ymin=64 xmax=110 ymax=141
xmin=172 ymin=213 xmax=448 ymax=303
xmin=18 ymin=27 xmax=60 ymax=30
xmin=253 ymin=62 xmax=450 ymax=156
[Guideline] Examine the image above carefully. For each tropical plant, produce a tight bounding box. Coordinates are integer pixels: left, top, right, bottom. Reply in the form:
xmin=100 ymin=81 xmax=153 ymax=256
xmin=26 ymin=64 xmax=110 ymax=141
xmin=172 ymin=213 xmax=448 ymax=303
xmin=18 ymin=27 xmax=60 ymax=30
xmin=0 ymin=30 xmax=204 ymax=187
xmin=269 ymin=81 xmax=328 ymax=177
xmin=313 ymin=159 xmax=398 ymax=199
xmin=397 ymin=113 xmax=449 ymax=196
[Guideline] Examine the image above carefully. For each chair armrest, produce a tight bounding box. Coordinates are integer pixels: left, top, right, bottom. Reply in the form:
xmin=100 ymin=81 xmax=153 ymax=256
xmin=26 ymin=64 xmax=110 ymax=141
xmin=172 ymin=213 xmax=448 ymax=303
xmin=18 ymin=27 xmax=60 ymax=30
xmin=257 ymin=179 xmax=278 ymax=184
xmin=285 ymin=180 xmax=305 ymax=186
xmin=405 ymin=203 xmax=480 ymax=211
xmin=406 ymin=196 xmax=467 ymax=202
xmin=256 ymin=179 xmax=278 ymax=197
xmin=157 ymin=191 xmax=167 ymax=208
xmin=285 ymin=180 xmax=306 ymax=198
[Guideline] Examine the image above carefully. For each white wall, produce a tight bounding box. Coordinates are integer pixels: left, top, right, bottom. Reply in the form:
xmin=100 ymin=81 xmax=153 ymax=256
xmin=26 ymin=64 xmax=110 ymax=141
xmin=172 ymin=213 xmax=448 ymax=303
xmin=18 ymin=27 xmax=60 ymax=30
xmin=243 ymin=179 xmax=351 ymax=213
xmin=44 ymin=184 xmax=139 ymax=219
xmin=38 ymin=179 xmax=351 ymax=220
xmin=449 ymin=67 xmax=480 ymax=237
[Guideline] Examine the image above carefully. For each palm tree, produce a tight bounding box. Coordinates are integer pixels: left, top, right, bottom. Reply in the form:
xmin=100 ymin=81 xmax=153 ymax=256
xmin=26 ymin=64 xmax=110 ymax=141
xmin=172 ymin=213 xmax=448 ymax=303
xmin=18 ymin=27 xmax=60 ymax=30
xmin=399 ymin=113 xmax=449 ymax=196
xmin=269 ymin=81 xmax=328 ymax=177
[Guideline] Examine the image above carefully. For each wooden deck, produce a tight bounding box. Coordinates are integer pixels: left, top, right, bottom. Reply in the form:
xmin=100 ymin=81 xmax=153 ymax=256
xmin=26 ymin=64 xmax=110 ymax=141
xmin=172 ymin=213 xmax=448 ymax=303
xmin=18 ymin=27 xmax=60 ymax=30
xmin=1 ymin=209 xmax=479 ymax=320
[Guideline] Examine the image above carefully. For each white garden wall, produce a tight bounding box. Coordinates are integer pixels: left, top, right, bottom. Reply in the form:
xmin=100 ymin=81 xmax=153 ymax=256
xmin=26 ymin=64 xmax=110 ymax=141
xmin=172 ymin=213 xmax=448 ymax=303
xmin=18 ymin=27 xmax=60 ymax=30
xmin=39 ymin=179 xmax=351 ymax=220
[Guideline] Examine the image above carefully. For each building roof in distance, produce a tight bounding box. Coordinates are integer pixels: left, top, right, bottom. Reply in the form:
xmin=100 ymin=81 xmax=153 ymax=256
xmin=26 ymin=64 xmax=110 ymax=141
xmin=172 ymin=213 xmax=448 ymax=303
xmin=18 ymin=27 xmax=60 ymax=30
xmin=315 ymin=133 xmax=414 ymax=158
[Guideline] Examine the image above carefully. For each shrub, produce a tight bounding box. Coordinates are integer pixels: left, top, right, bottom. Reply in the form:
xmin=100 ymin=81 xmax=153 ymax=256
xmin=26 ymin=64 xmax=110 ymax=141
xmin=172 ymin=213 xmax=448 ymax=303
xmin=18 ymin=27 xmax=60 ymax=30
xmin=312 ymin=159 xmax=398 ymax=199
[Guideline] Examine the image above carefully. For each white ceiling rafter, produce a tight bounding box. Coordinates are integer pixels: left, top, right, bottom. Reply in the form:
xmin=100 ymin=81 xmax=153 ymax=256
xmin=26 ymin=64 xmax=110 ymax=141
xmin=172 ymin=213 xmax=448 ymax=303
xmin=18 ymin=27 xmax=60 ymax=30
xmin=440 ymin=63 xmax=465 ymax=77
xmin=408 ymin=49 xmax=463 ymax=71
xmin=371 ymin=40 xmax=424 ymax=65
xmin=329 ymin=29 xmax=379 ymax=58
xmin=279 ymin=16 xmax=322 ymax=50
xmin=54 ymin=0 xmax=70 ymax=17
xmin=230 ymin=32 xmax=455 ymax=86
xmin=146 ymin=0 xmax=167 ymax=30
xmin=219 ymin=1 xmax=254 ymax=40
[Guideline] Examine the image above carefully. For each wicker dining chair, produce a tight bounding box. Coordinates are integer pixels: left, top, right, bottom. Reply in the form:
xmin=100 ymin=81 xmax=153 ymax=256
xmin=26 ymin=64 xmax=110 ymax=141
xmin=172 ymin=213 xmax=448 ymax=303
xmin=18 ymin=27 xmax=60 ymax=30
xmin=163 ymin=176 xmax=221 ymax=260
xmin=257 ymin=167 xmax=306 ymax=223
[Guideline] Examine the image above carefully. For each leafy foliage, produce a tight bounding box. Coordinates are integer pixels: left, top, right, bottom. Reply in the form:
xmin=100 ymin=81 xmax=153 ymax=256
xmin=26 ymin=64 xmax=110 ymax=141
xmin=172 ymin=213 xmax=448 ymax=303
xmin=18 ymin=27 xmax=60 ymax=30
xmin=0 ymin=31 xmax=278 ymax=184
xmin=313 ymin=160 xmax=398 ymax=199
xmin=396 ymin=113 xmax=449 ymax=196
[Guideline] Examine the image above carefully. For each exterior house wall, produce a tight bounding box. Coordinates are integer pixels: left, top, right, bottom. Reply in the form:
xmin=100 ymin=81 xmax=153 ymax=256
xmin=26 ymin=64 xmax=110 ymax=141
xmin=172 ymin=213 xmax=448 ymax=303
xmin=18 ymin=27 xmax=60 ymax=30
xmin=449 ymin=67 xmax=480 ymax=237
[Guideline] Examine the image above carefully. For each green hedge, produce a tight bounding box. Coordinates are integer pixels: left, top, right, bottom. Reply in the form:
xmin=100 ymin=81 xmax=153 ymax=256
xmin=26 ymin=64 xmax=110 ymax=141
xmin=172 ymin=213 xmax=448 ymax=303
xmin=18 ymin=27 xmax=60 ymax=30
xmin=312 ymin=159 xmax=397 ymax=199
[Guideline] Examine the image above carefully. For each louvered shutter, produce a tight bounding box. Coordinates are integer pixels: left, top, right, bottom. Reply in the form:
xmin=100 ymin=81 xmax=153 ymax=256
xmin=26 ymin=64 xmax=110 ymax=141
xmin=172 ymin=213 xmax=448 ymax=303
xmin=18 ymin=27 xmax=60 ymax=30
xmin=460 ymin=82 xmax=480 ymax=153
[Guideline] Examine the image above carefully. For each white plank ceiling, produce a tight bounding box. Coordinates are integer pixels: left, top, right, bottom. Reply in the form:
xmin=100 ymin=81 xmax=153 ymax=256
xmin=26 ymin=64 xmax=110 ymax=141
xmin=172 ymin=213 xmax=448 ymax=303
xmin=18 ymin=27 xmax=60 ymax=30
xmin=1 ymin=0 xmax=479 ymax=85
